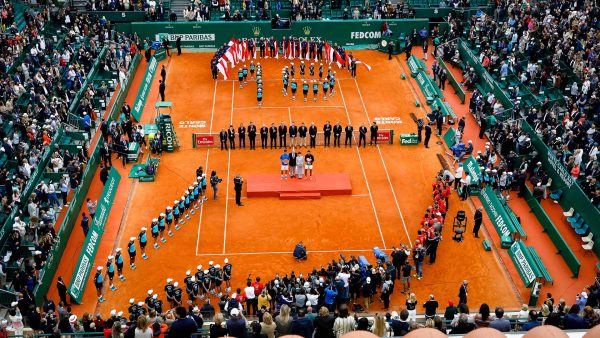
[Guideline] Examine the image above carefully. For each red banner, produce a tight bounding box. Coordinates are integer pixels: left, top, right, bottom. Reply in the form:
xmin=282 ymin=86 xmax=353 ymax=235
xmin=377 ymin=130 xmax=391 ymax=143
xmin=193 ymin=134 xmax=215 ymax=148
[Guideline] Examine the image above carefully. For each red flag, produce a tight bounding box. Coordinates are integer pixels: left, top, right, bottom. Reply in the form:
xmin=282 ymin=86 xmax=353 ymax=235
xmin=305 ymin=43 xmax=310 ymax=60
xmin=230 ymin=39 xmax=238 ymax=64
xmin=288 ymin=40 xmax=293 ymax=59
xmin=253 ymin=38 xmax=257 ymax=59
xmin=274 ymin=40 xmax=279 ymax=59
xmin=314 ymin=43 xmax=318 ymax=62
xmin=345 ymin=53 xmax=350 ymax=68
xmin=356 ymin=60 xmax=372 ymax=71
xmin=265 ymin=39 xmax=270 ymax=58
xmin=324 ymin=42 xmax=331 ymax=63
xmin=334 ymin=50 xmax=345 ymax=68
xmin=218 ymin=58 xmax=229 ymax=80
xmin=224 ymin=40 xmax=236 ymax=67
xmin=244 ymin=40 xmax=249 ymax=61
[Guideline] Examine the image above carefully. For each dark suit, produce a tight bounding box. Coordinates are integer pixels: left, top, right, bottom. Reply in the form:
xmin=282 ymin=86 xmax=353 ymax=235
xmin=344 ymin=125 xmax=353 ymax=146
xmin=309 ymin=125 xmax=317 ymax=148
xmin=260 ymin=126 xmax=268 ymax=149
xmin=290 ymin=317 xmax=315 ymax=338
xmin=473 ymin=209 xmax=482 ymax=237
xmin=278 ymin=124 xmax=287 ymax=148
xmin=359 ymin=126 xmax=367 ymax=147
xmin=219 ymin=131 xmax=228 ymax=150
xmin=459 ymin=284 xmax=468 ymax=305
xmin=323 ymin=123 xmax=332 ymax=147
xmin=370 ymin=124 xmax=378 ymax=145
xmin=238 ymin=126 xmax=246 ymax=148
xmin=269 ymin=126 xmax=277 ymax=149
xmin=228 ymin=128 xmax=235 ymax=149
xmin=424 ymin=125 xmax=432 ymax=148
xmin=248 ymin=125 xmax=257 ymax=150
xmin=333 ymin=124 xmax=342 ymax=147
xmin=57 ymin=280 xmax=68 ymax=305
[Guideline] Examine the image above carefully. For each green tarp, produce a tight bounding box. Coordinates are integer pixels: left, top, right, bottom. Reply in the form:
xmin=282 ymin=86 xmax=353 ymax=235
xmin=68 ymin=168 xmax=121 ymax=303
xmin=508 ymin=240 xmax=541 ymax=287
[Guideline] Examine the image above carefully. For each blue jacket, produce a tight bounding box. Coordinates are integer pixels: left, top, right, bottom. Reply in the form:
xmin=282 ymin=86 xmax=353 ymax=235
xmin=290 ymin=317 xmax=315 ymax=338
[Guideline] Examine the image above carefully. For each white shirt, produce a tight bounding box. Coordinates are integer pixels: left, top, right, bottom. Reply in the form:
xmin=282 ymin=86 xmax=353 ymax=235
xmin=337 ymin=272 xmax=350 ymax=287
xmin=455 ymin=166 xmax=464 ymax=179
xmin=244 ymin=286 xmax=256 ymax=299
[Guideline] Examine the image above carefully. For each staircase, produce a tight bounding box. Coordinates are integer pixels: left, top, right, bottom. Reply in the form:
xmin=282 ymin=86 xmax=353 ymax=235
xmin=170 ymin=0 xmax=189 ymax=21
xmin=12 ymin=1 xmax=28 ymax=31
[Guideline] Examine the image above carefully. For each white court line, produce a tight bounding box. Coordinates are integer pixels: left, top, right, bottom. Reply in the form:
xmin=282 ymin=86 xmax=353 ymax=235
xmin=337 ymin=80 xmax=387 ymax=250
xmin=224 ymin=193 xmax=369 ymax=200
xmin=351 ymin=78 xmax=413 ymax=247
xmin=195 ymin=149 xmax=210 ymax=256
xmin=234 ymin=105 xmax=344 ymax=109
xmin=223 ymin=82 xmax=235 ymax=254
xmin=197 ymin=248 xmax=384 ymax=256
xmin=209 ymin=81 xmax=218 ymax=133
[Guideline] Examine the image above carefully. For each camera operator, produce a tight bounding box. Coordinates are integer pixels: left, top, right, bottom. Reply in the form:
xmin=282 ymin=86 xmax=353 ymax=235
xmin=210 ymin=171 xmax=223 ymax=201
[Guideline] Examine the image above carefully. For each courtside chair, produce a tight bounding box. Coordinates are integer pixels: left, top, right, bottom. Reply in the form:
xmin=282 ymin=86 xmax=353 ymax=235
xmin=582 ymin=240 xmax=594 ymax=253
xmin=563 ymin=207 xmax=575 ymax=217
xmin=575 ymin=224 xmax=589 ymax=236
xmin=550 ymin=189 xmax=563 ymax=202
xmin=567 ymin=213 xmax=581 ymax=224
xmin=582 ymin=232 xmax=593 ymax=243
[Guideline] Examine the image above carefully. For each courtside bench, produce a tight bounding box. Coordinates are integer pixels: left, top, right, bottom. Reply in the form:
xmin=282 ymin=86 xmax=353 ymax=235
xmin=129 ymin=155 xmax=160 ymax=182
xmin=528 ymin=246 xmax=553 ymax=285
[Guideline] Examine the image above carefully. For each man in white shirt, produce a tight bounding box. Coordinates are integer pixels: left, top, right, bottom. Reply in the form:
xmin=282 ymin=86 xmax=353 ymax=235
xmin=460 ymin=174 xmax=472 ymax=201
xmin=454 ymin=163 xmax=464 ymax=190
xmin=337 ymin=268 xmax=350 ymax=299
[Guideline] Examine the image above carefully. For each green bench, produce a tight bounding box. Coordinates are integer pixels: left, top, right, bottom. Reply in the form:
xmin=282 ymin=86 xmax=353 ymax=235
xmin=407 ymin=56 xmax=421 ymax=77
xmin=442 ymin=127 xmax=456 ymax=148
xmin=528 ymin=246 xmax=553 ymax=285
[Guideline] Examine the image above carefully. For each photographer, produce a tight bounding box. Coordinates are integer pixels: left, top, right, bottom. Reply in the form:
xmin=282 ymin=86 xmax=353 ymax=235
xmin=210 ymin=171 xmax=223 ymax=201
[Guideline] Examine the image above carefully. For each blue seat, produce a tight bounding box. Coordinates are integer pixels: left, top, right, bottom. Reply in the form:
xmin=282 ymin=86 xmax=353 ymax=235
xmin=575 ymin=224 xmax=589 ymax=236
xmin=550 ymin=190 xmax=563 ymax=201
xmin=572 ymin=218 xmax=585 ymax=228
xmin=567 ymin=214 xmax=581 ymax=223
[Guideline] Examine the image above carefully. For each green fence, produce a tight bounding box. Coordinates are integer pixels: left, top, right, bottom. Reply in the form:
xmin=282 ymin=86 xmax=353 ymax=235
xmin=523 ymin=186 xmax=581 ymax=277
xmin=68 ymin=168 xmax=121 ymax=304
xmin=521 ymin=121 xmax=600 ymax=257
xmin=115 ymin=19 xmax=428 ymax=48
xmin=132 ymin=53 xmax=160 ymax=121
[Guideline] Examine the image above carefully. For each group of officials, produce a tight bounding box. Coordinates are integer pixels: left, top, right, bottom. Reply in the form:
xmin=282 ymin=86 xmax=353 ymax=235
xmin=218 ymin=121 xmax=380 ymax=150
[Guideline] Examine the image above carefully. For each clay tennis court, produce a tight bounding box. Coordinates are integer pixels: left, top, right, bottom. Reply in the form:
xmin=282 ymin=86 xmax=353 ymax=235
xmin=47 ymin=50 xmax=529 ymax=317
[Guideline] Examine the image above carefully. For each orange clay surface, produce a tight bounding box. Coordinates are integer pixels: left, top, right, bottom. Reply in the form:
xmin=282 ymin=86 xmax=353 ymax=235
xmin=47 ymin=49 xmax=591 ymax=318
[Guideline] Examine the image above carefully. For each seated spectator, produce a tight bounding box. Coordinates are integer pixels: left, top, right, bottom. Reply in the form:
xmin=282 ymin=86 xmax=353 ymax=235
xmin=563 ymin=304 xmax=586 ymax=330
xmin=488 ymin=307 xmax=510 ymax=332
xmin=522 ymin=310 xmax=541 ymax=331
xmin=449 ymin=314 xmax=475 ymax=334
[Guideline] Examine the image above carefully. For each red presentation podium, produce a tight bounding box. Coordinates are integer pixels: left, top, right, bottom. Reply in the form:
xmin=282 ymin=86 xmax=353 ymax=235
xmin=246 ymin=173 xmax=352 ymax=200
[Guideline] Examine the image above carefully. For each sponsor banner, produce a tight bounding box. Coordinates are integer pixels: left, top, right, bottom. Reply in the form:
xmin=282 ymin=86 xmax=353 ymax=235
xmin=463 ymin=156 xmax=482 ymax=184
xmin=508 ymin=240 xmax=540 ymax=287
xmin=377 ymin=130 xmax=392 ymax=144
xmin=119 ymin=19 xmax=428 ymax=48
xmin=193 ymin=134 xmax=215 ymax=148
xmin=478 ymin=186 xmax=516 ymax=239
xmin=399 ymin=134 xmax=418 ymax=145
xmin=68 ymin=168 xmax=121 ymax=303
xmin=374 ymin=117 xmax=402 ymax=125
xmin=132 ymin=56 xmax=158 ymax=121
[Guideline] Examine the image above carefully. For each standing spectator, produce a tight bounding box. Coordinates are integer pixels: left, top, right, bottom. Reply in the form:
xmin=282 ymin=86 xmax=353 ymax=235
xmin=458 ymin=280 xmax=468 ymax=305
xmin=333 ymin=304 xmax=354 ymax=338
xmin=168 ymin=306 xmax=198 ymax=338
xmin=314 ymin=307 xmax=334 ymax=338
xmin=226 ymin=308 xmax=247 ymax=337
xmin=473 ymin=207 xmax=483 ymax=238
xmin=81 ymin=213 xmax=90 ymax=237
xmin=290 ymin=309 xmax=314 ymax=338
xmin=423 ymin=294 xmax=439 ymax=319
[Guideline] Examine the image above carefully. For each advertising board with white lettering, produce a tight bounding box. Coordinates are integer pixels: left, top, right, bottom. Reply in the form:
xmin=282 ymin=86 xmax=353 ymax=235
xmin=68 ymin=168 xmax=121 ymax=303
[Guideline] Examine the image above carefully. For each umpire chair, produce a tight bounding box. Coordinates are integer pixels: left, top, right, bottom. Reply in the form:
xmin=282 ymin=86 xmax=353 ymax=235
xmin=453 ymin=210 xmax=468 ymax=242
